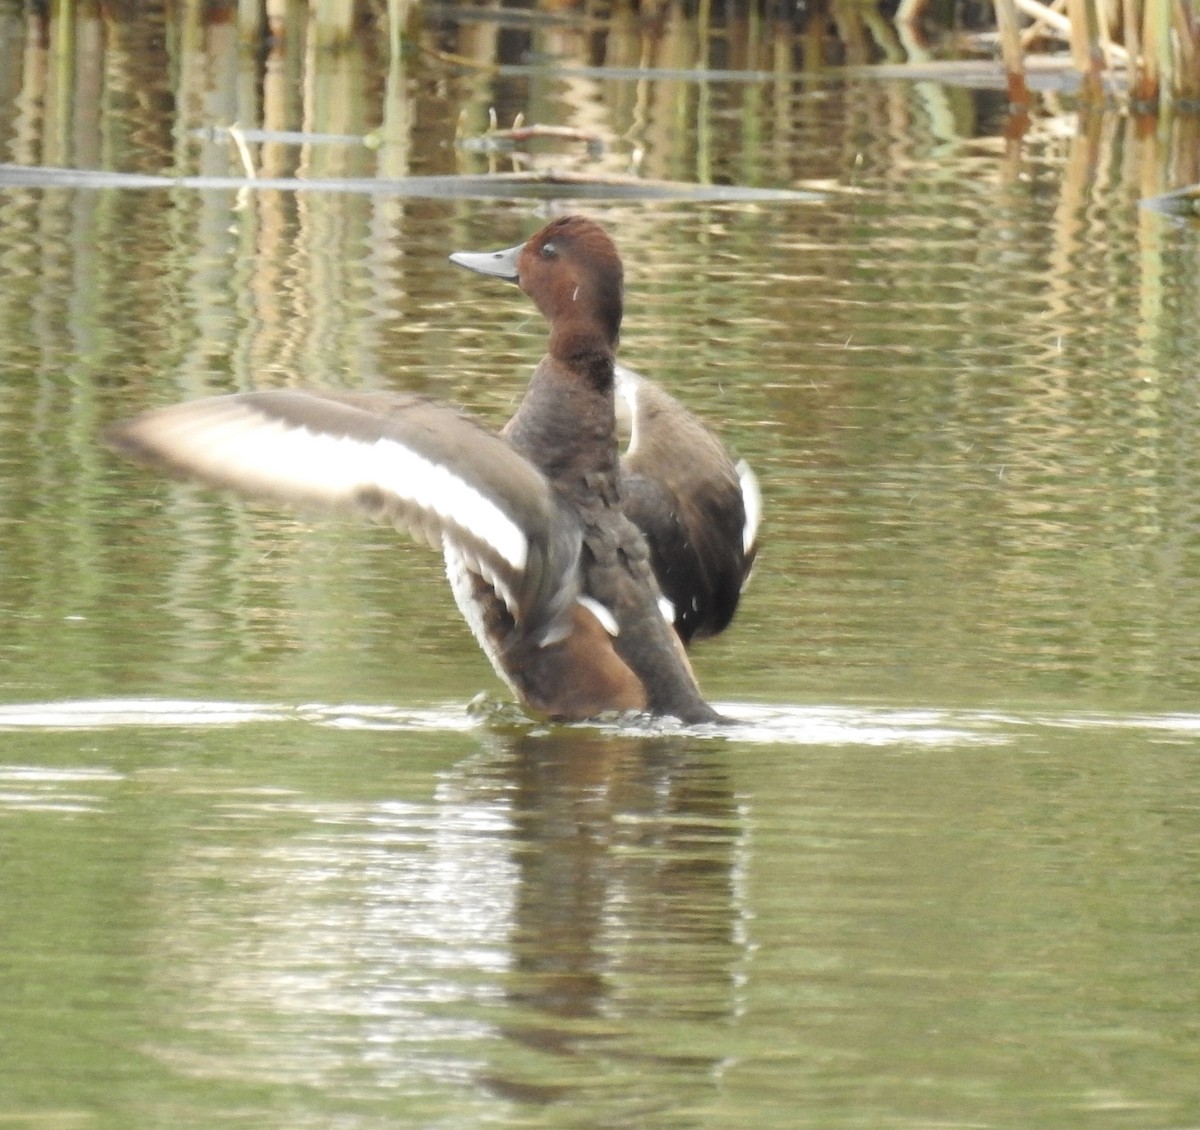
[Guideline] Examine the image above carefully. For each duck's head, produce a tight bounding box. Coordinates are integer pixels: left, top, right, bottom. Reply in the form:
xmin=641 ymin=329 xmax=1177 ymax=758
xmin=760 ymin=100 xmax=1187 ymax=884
xmin=451 ymin=215 xmax=624 ymax=350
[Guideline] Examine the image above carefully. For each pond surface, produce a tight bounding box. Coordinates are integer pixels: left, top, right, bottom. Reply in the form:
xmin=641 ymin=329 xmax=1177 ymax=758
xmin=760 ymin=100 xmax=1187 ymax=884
xmin=3 ymin=5 xmax=1200 ymax=1127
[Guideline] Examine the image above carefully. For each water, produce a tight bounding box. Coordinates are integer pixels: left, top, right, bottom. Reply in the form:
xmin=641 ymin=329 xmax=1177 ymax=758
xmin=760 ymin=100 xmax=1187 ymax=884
xmin=3 ymin=5 xmax=1200 ymax=1127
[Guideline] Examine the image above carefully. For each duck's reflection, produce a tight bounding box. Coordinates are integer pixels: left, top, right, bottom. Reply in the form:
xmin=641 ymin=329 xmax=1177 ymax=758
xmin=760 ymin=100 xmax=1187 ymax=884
xmin=483 ymin=726 xmax=742 ymax=1098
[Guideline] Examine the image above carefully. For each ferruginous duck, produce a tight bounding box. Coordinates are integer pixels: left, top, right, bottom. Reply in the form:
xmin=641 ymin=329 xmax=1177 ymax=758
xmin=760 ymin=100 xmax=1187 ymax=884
xmin=107 ymin=215 xmax=760 ymax=724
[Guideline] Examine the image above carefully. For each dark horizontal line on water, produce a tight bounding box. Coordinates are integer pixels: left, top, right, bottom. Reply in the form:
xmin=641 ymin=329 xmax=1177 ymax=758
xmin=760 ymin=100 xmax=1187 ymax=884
xmin=0 ymin=163 xmax=819 ymax=203
xmin=462 ymin=55 xmax=1136 ymax=95
xmin=844 ymin=56 xmax=1123 ymax=94
xmin=190 ymin=126 xmax=367 ymax=146
xmin=456 ymin=56 xmax=1112 ymax=92
xmin=490 ymin=63 xmax=799 ymax=83
xmin=426 ymin=2 xmax=586 ymax=28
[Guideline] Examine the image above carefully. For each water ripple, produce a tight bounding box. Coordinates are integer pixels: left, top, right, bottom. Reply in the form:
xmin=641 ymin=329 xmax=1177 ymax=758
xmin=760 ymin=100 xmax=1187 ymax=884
xmin=0 ymin=764 xmax=123 ymax=815
xmin=2 ymin=697 xmax=1197 ymax=748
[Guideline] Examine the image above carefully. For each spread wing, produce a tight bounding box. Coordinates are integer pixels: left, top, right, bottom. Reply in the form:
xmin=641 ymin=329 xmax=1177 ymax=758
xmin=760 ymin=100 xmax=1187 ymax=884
xmin=106 ymin=390 xmax=583 ymax=638
xmin=616 ymin=366 xmax=761 ymax=644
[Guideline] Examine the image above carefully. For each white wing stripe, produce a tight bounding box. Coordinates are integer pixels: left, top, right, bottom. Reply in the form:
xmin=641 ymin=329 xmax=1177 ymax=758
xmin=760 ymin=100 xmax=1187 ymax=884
xmin=163 ymin=414 xmax=530 ymax=573
xmin=576 ymin=595 xmax=619 ymax=636
xmin=614 ymin=366 xmax=641 ymax=457
xmin=736 ymin=459 xmax=761 ymax=556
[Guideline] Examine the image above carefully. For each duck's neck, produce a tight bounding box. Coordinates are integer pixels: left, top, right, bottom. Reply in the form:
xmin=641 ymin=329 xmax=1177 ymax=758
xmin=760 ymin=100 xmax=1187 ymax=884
xmin=505 ymin=344 xmax=619 ymax=506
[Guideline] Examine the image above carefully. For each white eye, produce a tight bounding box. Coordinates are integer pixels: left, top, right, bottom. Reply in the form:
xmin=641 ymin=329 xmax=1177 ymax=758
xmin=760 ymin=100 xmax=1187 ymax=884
xmin=540 ymin=242 xmax=557 ymax=259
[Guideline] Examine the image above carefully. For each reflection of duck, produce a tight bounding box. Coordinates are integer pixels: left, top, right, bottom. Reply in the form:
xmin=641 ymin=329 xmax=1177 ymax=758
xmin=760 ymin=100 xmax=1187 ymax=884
xmin=107 ymin=216 xmax=760 ymax=724
xmin=483 ymin=725 xmax=740 ymax=1097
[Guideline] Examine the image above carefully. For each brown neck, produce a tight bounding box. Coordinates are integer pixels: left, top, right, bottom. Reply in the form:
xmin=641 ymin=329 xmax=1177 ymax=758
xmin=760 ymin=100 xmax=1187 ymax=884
xmin=504 ymin=355 xmax=620 ymax=505
xmin=546 ymin=298 xmax=618 ymax=368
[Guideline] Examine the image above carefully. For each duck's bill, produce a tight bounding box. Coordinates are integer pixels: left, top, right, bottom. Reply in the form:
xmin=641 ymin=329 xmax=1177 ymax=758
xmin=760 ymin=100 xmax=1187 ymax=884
xmin=449 ymin=242 xmax=523 ymax=282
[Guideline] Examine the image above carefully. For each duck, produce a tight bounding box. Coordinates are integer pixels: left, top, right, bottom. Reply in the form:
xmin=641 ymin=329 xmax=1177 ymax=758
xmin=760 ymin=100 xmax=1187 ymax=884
xmin=106 ymin=215 xmax=761 ymax=724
